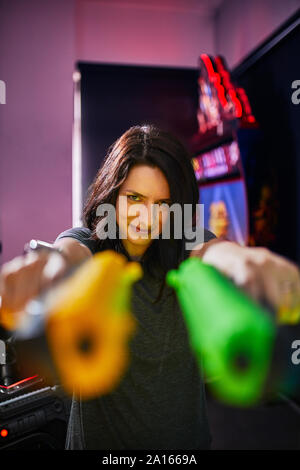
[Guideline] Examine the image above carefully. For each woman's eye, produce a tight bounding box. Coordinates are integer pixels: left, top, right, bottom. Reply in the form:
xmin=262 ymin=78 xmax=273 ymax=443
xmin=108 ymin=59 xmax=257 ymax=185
xmin=127 ymin=195 xmax=140 ymax=202
xmin=158 ymin=201 xmax=170 ymax=206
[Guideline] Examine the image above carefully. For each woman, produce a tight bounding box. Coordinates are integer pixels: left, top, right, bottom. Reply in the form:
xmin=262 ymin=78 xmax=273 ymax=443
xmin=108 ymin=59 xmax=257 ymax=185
xmin=1 ymin=125 xmax=299 ymax=450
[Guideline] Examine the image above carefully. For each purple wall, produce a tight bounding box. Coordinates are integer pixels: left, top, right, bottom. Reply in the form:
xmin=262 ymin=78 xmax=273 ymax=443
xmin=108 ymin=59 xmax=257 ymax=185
xmin=75 ymin=0 xmax=215 ymax=67
xmin=0 ymin=0 xmax=75 ymax=263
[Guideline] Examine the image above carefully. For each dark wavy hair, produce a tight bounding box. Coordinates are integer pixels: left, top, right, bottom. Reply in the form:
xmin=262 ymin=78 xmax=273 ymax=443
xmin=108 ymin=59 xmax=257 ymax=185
xmin=83 ymin=124 xmax=199 ymax=301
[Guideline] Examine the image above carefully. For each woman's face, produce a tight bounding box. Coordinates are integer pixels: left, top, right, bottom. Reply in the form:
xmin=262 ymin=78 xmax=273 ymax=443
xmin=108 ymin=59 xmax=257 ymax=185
xmin=116 ymin=164 xmax=171 ymax=258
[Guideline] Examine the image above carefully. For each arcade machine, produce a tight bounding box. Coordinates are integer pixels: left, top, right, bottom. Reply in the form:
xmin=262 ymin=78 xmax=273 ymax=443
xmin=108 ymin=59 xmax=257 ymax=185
xmin=190 ymin=54 xmax=259 ymax=246
xmin=190 ymin=54 xmax=300 ymax=448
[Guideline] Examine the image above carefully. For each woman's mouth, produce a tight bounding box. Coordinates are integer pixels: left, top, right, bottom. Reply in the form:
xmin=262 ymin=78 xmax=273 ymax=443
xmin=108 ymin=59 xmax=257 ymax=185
xmin=130 ymin=224 xmax=149 ymax=234
xmin=138 ymin=226 xmax=148 ymax=233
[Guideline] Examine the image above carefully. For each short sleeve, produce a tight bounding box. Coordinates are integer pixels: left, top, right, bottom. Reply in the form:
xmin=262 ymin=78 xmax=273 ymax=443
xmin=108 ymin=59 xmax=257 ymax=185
xmin=54 ymin=227 xmax=99 ymax=255
xmin=204 ymin=228 xmax=217 ymax=243
xmin=184 ymin=226 xmax=216 ymax=247
xmin=182 ymin=227 xmax=216 ymax=260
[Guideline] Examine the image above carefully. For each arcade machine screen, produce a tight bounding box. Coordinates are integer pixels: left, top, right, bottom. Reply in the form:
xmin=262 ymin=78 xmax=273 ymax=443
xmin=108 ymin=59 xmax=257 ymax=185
xmin=193 ymin=142 xmax=248 ymax=245
xmin=191 ymin=54 xmax=259 ymax=246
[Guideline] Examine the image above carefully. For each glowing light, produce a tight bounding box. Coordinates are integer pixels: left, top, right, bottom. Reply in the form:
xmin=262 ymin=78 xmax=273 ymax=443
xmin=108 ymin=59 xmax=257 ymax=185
xmin=0 ymin=375 xmax=38 ymax=390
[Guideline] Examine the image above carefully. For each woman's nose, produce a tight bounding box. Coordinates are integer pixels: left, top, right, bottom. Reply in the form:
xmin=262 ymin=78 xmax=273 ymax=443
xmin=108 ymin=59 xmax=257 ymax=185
xmin=137 ymin=204 xmax=152 ymax=230
xmin=136 ymin=202 xmax=158 ymax=229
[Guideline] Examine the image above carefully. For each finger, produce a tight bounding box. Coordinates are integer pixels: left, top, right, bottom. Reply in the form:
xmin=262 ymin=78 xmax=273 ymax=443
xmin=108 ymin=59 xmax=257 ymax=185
xmin=262 ymin=262 xmax=300 ymax=317
xmin=1 ymin=255 xmax=25 ymax=275
xmin=240 ymin=277 xmax=263 ymax=303
xmin=11 ymin=255 xmax=49 ymax=311
xmin=277 ymin=268 xmax=300 ymax=324
xmin=0 ymin=270 xmax=17 ymax=312
xmin=1 ymin=254 xmax=49 ymax=313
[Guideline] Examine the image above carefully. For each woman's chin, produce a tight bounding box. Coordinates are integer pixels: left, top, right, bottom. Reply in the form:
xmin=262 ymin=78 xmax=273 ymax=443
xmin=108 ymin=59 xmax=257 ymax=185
xmin=128 ymin=235 xmax=152 ymax=246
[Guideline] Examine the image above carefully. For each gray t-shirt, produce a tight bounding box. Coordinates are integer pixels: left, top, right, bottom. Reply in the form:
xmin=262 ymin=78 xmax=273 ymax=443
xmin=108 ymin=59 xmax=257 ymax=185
xmin=55 ymin=227 xmax=216 ymax=450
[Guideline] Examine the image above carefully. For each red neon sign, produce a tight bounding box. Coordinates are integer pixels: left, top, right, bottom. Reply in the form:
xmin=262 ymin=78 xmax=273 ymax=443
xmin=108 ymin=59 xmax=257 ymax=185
xmin=198 ymin=54 xmax=257 ymax=127
xmin=200 ymin=54 xmax=228 ymax=108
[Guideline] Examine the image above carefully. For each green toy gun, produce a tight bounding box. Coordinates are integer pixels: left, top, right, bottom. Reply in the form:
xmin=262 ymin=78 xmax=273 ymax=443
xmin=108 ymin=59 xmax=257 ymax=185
xmin=167 ymin=257 xmax=279 ymax=407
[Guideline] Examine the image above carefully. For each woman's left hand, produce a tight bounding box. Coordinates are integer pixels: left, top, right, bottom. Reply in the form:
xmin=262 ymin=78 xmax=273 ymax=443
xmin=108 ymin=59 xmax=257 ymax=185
xmin=192 ymin=240 xmax=300 ymax=318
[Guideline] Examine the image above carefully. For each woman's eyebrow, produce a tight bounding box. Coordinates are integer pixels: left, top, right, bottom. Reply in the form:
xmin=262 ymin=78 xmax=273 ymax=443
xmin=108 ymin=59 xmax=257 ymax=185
xmin=122 ymin=189 xmax=144 ymax=197
xmin=123 ymin=189 xmax=171 ymax=202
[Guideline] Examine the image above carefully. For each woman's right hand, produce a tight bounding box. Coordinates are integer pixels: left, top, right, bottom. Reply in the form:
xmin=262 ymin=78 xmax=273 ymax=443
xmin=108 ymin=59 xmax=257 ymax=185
xmin=0 ymin=250 xmax=68 ymax=324
xmin=0 ymin=238 xmax=92 ymax=330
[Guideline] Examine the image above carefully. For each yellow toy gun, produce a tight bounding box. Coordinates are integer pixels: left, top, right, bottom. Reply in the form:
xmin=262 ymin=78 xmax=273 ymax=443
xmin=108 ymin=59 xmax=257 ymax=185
xmin=0 ymin=247 xmax=142 ymax=400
